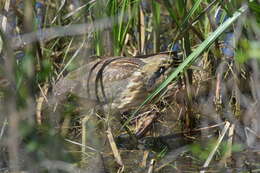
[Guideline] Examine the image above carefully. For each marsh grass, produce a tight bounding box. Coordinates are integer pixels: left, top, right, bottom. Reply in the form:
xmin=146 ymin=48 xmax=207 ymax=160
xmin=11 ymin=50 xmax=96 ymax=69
xmin=0 ymin=0 xmax=260 ymax=172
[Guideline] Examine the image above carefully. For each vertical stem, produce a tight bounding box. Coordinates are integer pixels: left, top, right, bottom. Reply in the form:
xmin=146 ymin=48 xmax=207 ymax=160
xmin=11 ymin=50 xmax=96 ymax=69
xmin=151 ymin=0 xmax=160 ymax=53
xmin=81 ymin=116 xmax=89 ymax=163
xmin=1 ymin=22 xmax=20 ymax=173
xmin=139 ymin=5 xmax=145 ymax=54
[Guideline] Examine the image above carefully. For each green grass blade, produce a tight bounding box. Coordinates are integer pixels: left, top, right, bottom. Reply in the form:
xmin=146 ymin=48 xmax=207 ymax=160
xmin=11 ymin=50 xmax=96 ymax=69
xmin=181 ymin=0 xmax=203 ymax=29
xmin=163 ymin=0 xmax=180 ymax=28
xmin=117 ymin=0 xmax=128 ymax=42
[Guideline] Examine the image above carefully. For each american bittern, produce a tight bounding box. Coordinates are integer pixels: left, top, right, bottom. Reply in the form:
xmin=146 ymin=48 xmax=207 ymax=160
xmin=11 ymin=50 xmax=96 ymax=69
xmin=54 ymin=52 xmax=179 ymax=113
xmin=53 ymin=52 xmax=180 ymax=165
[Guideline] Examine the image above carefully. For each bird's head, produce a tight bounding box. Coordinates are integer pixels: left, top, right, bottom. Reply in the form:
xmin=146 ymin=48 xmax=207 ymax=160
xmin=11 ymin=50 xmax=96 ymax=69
xmin=140 ymin=53 xmax=178 ymax=91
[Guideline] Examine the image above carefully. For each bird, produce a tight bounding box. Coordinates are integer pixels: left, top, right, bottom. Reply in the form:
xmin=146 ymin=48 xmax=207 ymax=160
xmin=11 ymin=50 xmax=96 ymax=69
xmin=53 ymin=53 xmax=180 ymax=166
xmin=53 ymin=52 xmax=179 ymax=113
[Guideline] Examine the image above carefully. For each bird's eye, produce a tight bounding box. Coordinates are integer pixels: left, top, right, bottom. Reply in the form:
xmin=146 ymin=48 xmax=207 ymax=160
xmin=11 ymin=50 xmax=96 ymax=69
xmin=159 ymin=67 xmax=166 ymax=74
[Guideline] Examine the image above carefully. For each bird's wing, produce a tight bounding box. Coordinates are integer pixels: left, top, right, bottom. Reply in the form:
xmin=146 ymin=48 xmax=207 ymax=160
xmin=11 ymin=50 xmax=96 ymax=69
xmin=53 ymin=57 xmax=146 ymax=102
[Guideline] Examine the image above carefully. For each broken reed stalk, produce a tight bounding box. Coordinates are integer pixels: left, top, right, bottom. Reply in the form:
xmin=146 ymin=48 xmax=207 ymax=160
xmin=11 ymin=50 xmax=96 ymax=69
xmin=200 ymin=121 xmax=230 ymax=173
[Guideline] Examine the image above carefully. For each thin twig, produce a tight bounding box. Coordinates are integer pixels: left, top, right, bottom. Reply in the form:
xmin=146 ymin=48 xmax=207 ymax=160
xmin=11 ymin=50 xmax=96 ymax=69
xmin=65 ymin=138 xmax=97 ymax=152
xmin=220 ymin=123 xmax=235 ymax=165
xmin=200 ymin=121 xmax=230 ymax=173
xmin=0 ymin=118 xmax=8 ymax=140
xmin=141 ymin=150 xmax=149 ymax=168
xmin=107 ymin=126 xmax=124 ymax=166
xmin=148 ymin=159 xmax=156 ymax=173
xmin=1 ymin=0 xmax=11 ymax=32
xmin=36 ymin=83 xmax=49 ymax=124
xmin=56 ymin=38 xmax=87 ymax=81
xmin=139 ymin=6 xmax=145 ymax=53
xmin=11 ymin=15 xmax=127 ymax=49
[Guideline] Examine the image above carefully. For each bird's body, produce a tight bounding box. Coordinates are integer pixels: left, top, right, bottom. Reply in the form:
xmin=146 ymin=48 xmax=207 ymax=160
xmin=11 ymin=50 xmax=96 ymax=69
xmin=54 ymin=53 xmax=177 ymax=112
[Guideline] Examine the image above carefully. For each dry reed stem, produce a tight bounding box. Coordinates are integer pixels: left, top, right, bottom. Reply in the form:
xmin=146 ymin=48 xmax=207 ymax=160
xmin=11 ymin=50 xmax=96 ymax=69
xmin=141 ymin=150 xmax=149 ymax=168
xmin=147 ymin=159 xmax=156 ymax=173
xmin=220 ymin=123 xmax=235 ymax=165
xmin=107 ymin=126 xmax=124 ymax=167
xmin=200 ymin=121 xmax=230 ymax=173
xmin=36 ymin=83 xmax=49 ymax=125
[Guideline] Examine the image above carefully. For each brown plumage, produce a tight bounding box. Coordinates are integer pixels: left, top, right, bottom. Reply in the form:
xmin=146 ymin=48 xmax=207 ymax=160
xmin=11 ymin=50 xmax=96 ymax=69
xmin=54 ymin=53 xmax=179 ymax=112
